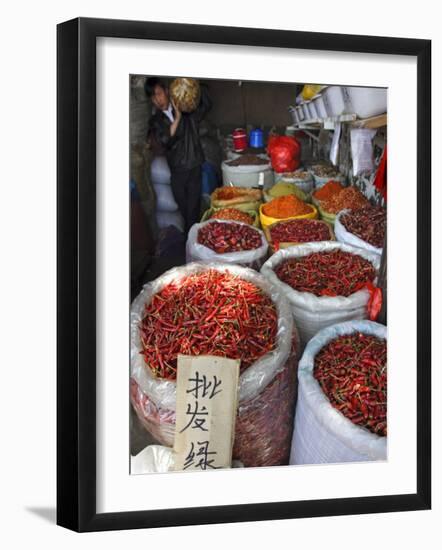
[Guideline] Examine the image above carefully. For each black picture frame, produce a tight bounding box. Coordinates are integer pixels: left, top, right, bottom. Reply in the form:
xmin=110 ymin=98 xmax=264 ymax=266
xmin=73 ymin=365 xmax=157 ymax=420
xmin=57 ymin=17 xmax=431 ymax=532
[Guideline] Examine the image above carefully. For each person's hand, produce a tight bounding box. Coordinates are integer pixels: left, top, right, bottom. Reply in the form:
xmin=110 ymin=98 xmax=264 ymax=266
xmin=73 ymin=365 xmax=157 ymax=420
xmin=171 ymin=99 xmax=182 ymax=120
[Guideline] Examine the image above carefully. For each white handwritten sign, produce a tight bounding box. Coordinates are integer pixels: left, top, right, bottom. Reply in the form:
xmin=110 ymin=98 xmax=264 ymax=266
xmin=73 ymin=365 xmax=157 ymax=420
xmin=173 ymin=355 xmax=240 ymax=471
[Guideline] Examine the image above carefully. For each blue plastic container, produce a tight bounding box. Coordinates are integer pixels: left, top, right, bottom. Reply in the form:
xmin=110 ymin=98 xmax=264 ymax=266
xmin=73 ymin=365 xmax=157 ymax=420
xmin=249 ymin=128 xmax=264 ymax=148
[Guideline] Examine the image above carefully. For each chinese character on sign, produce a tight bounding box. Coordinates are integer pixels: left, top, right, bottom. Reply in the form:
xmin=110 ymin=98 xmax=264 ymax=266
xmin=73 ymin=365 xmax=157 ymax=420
xmin=183 ymin=441 xmax=220 ymax=470
xmin=180 ymin=401 xmax=209 ymax=433
xmin=173 ymin=355 xmax=240 ymax=472
xmin=186 ymin=371 xmax=222 ymax=400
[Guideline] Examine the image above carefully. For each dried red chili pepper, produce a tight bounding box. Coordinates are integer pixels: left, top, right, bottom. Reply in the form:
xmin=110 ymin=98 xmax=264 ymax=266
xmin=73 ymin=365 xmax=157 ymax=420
xmin=210 ymin=208 xmax=254 ymax=225
xmin=197 ymin=221 xmax=262 ymax=253
xmin=313 ymin=332 xmax=387 ymax=436
xmin=269 ymin=219 xmax=332 ymax=246
xmin=139 ymin=270 xmax=278 ymax=380
xmin=274 ymin=250 xmax=376 ymax=297
xmin=340 ymin=206 xmax=386 ymax=249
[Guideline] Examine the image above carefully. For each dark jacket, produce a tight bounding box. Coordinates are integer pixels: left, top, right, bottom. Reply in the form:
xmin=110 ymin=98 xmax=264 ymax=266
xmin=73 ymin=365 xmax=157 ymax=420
xmin=147 ymin=87 xmax=212 ymax=173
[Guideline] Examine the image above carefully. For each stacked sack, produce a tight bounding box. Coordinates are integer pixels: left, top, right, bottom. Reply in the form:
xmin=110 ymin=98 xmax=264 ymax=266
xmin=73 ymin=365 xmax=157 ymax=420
xmin=150 ymin=156 xmax=184 ymax=232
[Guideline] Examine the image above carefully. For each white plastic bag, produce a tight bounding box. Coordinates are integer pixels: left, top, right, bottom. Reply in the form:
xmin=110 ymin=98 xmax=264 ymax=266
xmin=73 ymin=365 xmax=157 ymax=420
xmin=290 ymin=320 xmax=387 ymax=464
xmin=185 ymin=219 xmax=268 ymax=269
xmin=334 ymin=209 xmax=383 ymax=256
xmin=130 ymin=445 xmax=174 ymax=474
xmin=260 ymin=242 xmax=380 ymax=347
xmin=351 ymin=128 xmax=376 ymax=177
xmin=153 ymin=183 xmax=178 ymax=212
xmin=156 ymin=211 xmax=184 ymax=232
xmin=150 ymin=156 xmax=171 ymax=186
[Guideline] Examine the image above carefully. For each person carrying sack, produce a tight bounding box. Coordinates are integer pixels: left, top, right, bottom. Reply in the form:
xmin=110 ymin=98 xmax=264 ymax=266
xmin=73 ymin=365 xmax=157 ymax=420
xmin=145 ymin=77 xmax=212 ymax=233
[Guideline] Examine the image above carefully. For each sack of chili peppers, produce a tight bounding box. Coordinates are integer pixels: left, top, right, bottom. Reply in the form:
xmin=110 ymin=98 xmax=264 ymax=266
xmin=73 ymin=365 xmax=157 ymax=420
xmin=260 ymin=242 xmax=380 ymax=347
xmin=186 ymin=219 xmax=268 ymax=270
xmin=290 ymin=320 xmax=387 ymax=464
xmin=334 ymin=207 xmax=385 ymax=256
xmin=130 ymin=262 xmax=300 ymax=467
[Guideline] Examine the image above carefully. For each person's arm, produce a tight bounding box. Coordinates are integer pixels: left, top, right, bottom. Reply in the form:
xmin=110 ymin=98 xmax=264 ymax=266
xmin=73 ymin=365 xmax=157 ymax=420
xmin=193 ymin=84 xmax=212 ymax=123
xmin=169 ymin=101 xmax=182 ymax=137
xmin=149 ymin=112 xmax=182 ymax=149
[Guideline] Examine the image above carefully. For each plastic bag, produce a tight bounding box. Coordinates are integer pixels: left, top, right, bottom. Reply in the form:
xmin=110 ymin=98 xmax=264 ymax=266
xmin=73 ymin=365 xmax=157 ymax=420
xmin=260 ymin=242 xmax=380 ymax=347
xmin=169 ymin=77 xmax=201 ymax=113
xmin=150 ymin=156 xmax=171 ymax=186
xmin=351 ymin=128 xmax=376 ymax=176
xmin=186 ymin=220 xmax=268 ymax=269
xmin=131 ymin=445 xmax=174 ymax=474
xmin=153 ymin=183 xmax=178 ymax=212
xmin=267 ymin=136 xmax=301 ymax=173
xmin=290 ymin=320 xmax=387 ymax=464
xmin=334 ymin=209 xmax=383 ymax=256
xmin=130 ymin=262 xmax=299 ymax=466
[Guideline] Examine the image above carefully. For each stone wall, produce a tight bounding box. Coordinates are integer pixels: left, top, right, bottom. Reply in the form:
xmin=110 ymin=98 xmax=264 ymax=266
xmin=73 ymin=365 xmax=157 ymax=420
xmin=130 ymin=75 xmax=157 ymax=237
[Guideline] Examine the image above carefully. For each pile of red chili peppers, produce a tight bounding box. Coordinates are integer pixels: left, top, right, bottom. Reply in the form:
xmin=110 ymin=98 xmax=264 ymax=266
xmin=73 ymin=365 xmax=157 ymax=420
xmin=341 ymin=206 xmax=386 ymax=249
xmin=139 ymin=270 xmax=278 ymax=380
xmin=197 ymin=221 xmax=262 ymax=253
xmin=314 ymin=333 xmax=387 ymax=436
xmin=274 ymin=250 xmax=376 ymax=297
xmin=270 ymin=219 xmax=332 ymax=246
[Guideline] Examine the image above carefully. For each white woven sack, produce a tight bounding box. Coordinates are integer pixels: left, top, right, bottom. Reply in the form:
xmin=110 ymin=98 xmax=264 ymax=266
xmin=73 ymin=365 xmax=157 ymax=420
xmin=279 ymin=175 xmax=314 ymax=195
xmin=150 ymin=156 xmax=171 ymax=186
xmin=153 ymin=183 xmax=178 ymax=212
xmin=260 ymin=242 xmax=380 ymax=347
xmin=334 ymin=209 xmax=383 ymax=256
xmin=131 ymin=262 xmax=293 ymax=412
xmin=290 ymin=320 xmax=387 ymax=464
xmin=186 ymin=219 xmax=268 ymax=269
xmin=156 ymin=211 xmax=184 ymax=232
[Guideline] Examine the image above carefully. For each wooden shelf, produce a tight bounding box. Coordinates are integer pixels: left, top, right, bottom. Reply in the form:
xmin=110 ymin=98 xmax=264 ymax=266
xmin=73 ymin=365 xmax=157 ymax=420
xmin=351 ymin=113 xmax=387 ymax=129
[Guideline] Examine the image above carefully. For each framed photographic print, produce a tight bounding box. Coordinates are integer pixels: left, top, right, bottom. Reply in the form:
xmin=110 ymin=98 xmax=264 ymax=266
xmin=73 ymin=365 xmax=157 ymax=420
xmin=57 ymin=17 xmax=431 ymax=532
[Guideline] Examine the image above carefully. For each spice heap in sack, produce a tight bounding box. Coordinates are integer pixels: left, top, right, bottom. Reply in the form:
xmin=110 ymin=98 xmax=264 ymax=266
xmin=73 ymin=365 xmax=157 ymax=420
xmin=269 ymin=219 xmax=333 ymax=248
xmin=267 ymin=135 xmax=301 ymax=173
xmin=266 ymin=181 xmax=307 ymax=202
xmin=289 ymin=320 xmax=386 ymax=465
xmin=314 ymin=332 xmax=387 ymax=436
xmin=197 ymin=221 xmax=262 ymax=253
xmin=274 ymin=250 xmax=376 ymax=297
xmin=131 ymin=264 xmax=299 ymax=467
xmin=226 ymin=154 xmax=269 ymax=167
xmin=139 ymin=270 xmax=278 ymax=378
xmin=211 ymin=186 xmax=262 ymax=212
xmin=169 ymin=77 xmax=201 ymax=113
xmin=263 ymin=195 xmax=312 ymax=219
xmin=313 ymin=180 xmax=344 ymax=202
xmin=261 ymin=243 xmax=380 ymax=346
xmin=283 ymin=169 xmax=312 ymax=180
xmin=212 ymin=187 xmax=261 ymax=201
xmin=310 ymin=164 xmax=341 ymax=178
xmin=340 ymin=206 xmax=386 ymax=249
xmin=321 ymin=186 xmax=369 ymax=214
xmin=210 ymin=208 xmax=254 ymax=225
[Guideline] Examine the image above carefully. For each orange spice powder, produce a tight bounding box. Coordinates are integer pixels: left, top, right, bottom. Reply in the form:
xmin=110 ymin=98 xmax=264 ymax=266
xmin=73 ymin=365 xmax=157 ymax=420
xmin=262 ymin=195 xmax=312 ymax=218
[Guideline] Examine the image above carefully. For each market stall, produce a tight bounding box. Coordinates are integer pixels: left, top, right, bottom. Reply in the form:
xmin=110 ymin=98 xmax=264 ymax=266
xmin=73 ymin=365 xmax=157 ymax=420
xmin=129 ymin=77 xmax=387 ymax=473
